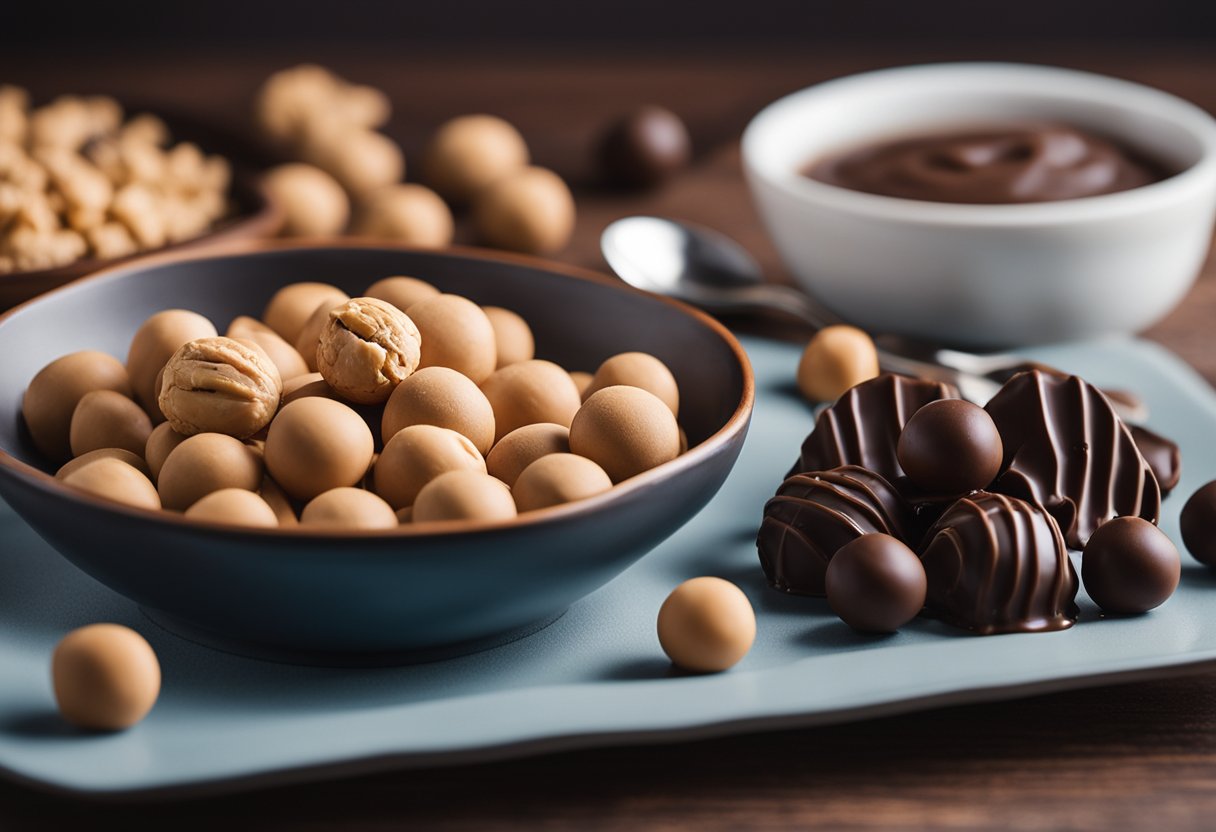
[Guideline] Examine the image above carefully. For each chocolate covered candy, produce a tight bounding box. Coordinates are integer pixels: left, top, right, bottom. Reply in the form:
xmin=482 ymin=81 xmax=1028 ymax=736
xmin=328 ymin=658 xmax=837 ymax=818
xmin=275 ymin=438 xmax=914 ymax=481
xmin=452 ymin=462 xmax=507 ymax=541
xmin=1081 ymin=517 xmax=1180 ymax=614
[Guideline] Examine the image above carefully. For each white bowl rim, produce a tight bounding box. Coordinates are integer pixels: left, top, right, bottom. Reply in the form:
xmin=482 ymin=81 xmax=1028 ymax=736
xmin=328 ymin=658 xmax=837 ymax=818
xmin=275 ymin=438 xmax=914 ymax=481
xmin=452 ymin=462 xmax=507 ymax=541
xmin=742 ymin=61 xmax=1216 ymax=227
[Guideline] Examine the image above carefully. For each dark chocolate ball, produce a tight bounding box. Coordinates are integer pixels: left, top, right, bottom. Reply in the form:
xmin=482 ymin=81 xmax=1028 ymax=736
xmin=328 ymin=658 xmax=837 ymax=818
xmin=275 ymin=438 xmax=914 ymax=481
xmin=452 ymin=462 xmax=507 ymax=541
xmin=825 ymin=533 xmax=926 ymax=633
xmin=897 ymin=399 xmax=1003 ymax=495
xmin=1081 ymin=516 xmax=1180 ymax=614
xmin=1181 ymin=480 xmax=1216 ymax=566
xmin=598 ymin=106 xmax=691 ymax=189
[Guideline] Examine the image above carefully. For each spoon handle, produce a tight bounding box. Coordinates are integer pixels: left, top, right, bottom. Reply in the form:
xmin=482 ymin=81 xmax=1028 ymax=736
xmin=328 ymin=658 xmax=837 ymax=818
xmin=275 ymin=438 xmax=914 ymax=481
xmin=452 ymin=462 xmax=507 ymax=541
xmin=726 ymin=283 xmax=842 ymax=330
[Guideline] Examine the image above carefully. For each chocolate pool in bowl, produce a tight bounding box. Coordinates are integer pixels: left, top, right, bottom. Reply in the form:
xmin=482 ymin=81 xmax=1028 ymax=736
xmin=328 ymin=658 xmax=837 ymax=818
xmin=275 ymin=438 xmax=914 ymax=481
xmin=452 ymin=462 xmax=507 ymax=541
xmin=0 ymin=242 xmax=753 ymax=664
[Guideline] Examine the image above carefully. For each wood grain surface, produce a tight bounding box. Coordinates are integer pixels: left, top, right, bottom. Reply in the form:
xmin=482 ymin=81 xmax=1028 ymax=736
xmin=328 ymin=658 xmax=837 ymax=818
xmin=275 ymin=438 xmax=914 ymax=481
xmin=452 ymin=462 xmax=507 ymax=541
xmin=1 ymin=45 xmax=1216 ymax=829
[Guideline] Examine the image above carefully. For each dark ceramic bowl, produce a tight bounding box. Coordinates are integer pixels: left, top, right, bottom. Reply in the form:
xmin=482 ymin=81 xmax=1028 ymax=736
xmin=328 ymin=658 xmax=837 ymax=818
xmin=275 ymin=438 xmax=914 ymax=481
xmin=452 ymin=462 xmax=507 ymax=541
xmin=0 ymin=241 xmax=753 ymax=664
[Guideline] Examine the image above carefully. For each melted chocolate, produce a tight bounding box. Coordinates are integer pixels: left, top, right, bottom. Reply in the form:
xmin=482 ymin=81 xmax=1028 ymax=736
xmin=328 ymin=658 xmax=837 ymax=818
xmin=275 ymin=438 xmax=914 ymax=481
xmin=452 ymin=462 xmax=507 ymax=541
xmin=790 ymin=374 xmax=959 ymax=483
xmin=758 ymin=466 xmax=915 ymax=596
xmin=920 ymin=492 xmax=1079 ymax=634
xmin=984 ymin=371 xmax=1160 ymax=549
xmin=1130 ymin=424 xmax=1182 ymax=496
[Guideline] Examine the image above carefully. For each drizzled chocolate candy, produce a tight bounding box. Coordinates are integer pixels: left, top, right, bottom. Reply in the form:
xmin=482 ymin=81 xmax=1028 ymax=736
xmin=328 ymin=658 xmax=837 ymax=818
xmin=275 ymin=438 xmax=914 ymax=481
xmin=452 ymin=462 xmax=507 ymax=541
xmin=920 ymin=492 xmax=1079 ymax=634
xmin=758 ymin=466 xmax=915 ymax=596
xmin=1130 ymin=424 xmax=1181 ymax=496
xmin=985 ymin=370 xmax=1160 ymax=549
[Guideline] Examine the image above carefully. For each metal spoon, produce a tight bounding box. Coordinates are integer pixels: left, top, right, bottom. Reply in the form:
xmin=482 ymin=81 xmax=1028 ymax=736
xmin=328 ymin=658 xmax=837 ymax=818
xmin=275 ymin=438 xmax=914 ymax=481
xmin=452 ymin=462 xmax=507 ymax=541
xmin=601 ymin=215 xmax=1148 ymax=422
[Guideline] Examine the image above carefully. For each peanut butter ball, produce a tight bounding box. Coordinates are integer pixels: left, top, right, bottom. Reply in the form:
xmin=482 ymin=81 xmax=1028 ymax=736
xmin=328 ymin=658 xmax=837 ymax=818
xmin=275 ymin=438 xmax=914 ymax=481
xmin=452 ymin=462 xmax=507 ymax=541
xmin=482 ymin=306 xmax=535 ymax=368
xmin=570 ymin=386 xmax=680 ymax=482
xmin=69 ymin=389 xmax=153 ymax=458
xmin=373 ymin=424 xmax=486 ymax=510
xmin=413 ymin=470 xmax=517 ymax=525
xmin=157 ymin=433 xmax=263 ymax=511
xmin=158 ymin=336 xmax=283 ymax=439
xmin=569 ymin=371 xmax=593 ymax=398
xmin=657 ymin=577 xmax=755 ymax=673
xmin=293 ymin=301 xmax=341 ymax=372
xmin=422 ymin=115 xmax=529 ymax=204
xmin=184 ymin=488 xmax=279 ymax=528
xmin=56 ymin=448 xmax=150 ymax=482
xmin=365 ymin=275 xmax=440 ymax=313
xmin=281 ymin=372 xmax=339 ymax=405
xmin=262 ymin=282 xmax=350 ymax=344
xmin=797 ymin=325 xmax=880 ymax=403
xmin=126 ymin=309 xmax=217 ymax=417
xmin=409 ymin=294 xmax=497 ymax=384
xmin=485 ymin=422 xmax=570 ymax=487
xmin=262 ymin=163 xmax=350 ymax=237
xmin=473 ymin=166 xmax=575 ymax=255
xmin=513 ymin=453 xmax=612 ymax=513
xmin=260 ymin=475 xmax=299 ymax=526
xmin=144 ymin=422 xmax=187 ymax=482
xmin=23 ymin=350 xmax=132 ymax=462
xmin=301 ymin=487 xmax=398 ymax=530
xmin=302 ymin=127 xmax=404 ymax=198
xmin=480 ymin=360 xmax=581 ymax=442
xmin=585 ymin=352 xmax=679 ymax=416
xmin=62 ymin=458 xmax=161 ymax=511
xmin=353 ymin=184 xmax=453 ymax=248
xmin=382 ymin=366 xmax=495 ymax=454
xmin=264 ymin=397 xmax=375 ymax=502
xmin=226 ymin=316 xmax=310 ymax=381
xmin=316 ymin=297 xmax=422 ymax=404
xmin=52 ymin=624 xmax=160 ymax=731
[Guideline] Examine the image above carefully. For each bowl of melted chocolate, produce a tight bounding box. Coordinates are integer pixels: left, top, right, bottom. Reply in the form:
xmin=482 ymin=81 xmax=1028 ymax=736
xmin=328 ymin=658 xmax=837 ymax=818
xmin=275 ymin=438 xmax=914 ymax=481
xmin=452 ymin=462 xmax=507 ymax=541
xmin=743 ymin=64 xmax=1216 ymax=347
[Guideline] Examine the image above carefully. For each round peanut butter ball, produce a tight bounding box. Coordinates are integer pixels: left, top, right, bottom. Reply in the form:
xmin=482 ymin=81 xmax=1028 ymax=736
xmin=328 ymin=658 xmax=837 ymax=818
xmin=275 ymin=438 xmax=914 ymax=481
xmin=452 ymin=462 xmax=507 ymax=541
xmin=69 ymin=389 xmax=152 ymax=459
xmin=569 ymin=371 xmax=593 ymax=399
xmin=482 ymin=306 xmax=535 ymax=368
xmin=158 ymin=336 xmax=283 ymax=439
xmin=62 ymin=458 xmax=161 ymax=511
xmin=126 ymin=309 xmax=217 ymax=418
xmin=303 ymin=128 xmax=404 ymax=198
xmin=316 ymin=297 xmax=422 ymax=404
xmin=144 ymin=422 xmax=188 ymax=482
xmin=293 ymin=301 xmax=340 ymax=373
xmin=301 ymin=487 xmax=398 ymax=531
xmin=373 ymin=424 xmax=486 ymax=510
xmin=382 ymin=366 xmax=495 ymax=454
xmin=56 ymin=448 xmax=150 ymax=482
xmin=797 ymin=325 xmax=880 ymax=403
xmin=413 ymin=470 xmax=517 ymax=524
xmin=52 ymin=624 xmax=160 ymax=731
xmin=423 ymin=114 xmax=529 ymax=204
xmin=157 ymin=433 xmax=263 ymax=511
xmin=262 ymin=282 xmax=350 ymax=345
xmin=513 ymin=453 xmax=612 ymax=513
xmin=481 ymin=360 xmax=582 ymax=443
xmin=657 ymin=577 xmax=755 ymax=673
xmin=184 ymin=488 xmax=280 ymax=528
xmin=473 ymin=166 xmax=575 ymax=255
xmin=364 ymin=275 xmax=440 ymax=313
xmin=259 ymin=475 xmax=298 ymax=526
xmin=281 ymin=372 xmax=339 ymax=405
xmin=569 ymin=386 xmax=680 ymax=482
xmin=485 ymin=422 xmax=570 ymax=487
xmin=353 ymin=184 xmax=453 ymax=248
xmin=23 ymin=351 xmax=133 ymax=463
xmin=585 ymin=352 xmax=679 ymax=416
xmin=226 ymin=316 xmax=310 ymax=381
xmin=409 ymin=294 xmax=497 ymax=384
xmin=262 ymin=163 xmax=350 ymax=237
xmin=264 ymin=397 xmax=375 ymax=502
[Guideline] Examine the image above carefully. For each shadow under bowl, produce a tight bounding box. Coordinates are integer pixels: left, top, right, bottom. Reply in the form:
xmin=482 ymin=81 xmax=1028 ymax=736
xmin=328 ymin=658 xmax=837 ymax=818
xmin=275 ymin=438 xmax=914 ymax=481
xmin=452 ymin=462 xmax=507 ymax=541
xmin=0 ymin=241 xmax=754 ymax=665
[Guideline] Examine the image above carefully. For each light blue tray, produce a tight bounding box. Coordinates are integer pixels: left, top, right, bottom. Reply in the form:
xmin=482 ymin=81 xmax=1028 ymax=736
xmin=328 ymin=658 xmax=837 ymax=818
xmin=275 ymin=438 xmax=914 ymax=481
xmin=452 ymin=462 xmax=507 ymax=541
xmin=3 ymin=335 xmax=1216 ymax=798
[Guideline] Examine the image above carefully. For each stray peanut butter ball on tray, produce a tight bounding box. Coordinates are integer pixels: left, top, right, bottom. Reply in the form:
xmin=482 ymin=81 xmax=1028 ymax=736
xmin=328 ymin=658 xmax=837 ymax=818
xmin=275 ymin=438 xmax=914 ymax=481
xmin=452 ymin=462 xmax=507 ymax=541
xmin=796 ymin=325 xmax=880 ymax=403
xmin=316 ymin=297 xmax=422 ymax=404
xmin=158 ymin=336 xmax=282 ymax=439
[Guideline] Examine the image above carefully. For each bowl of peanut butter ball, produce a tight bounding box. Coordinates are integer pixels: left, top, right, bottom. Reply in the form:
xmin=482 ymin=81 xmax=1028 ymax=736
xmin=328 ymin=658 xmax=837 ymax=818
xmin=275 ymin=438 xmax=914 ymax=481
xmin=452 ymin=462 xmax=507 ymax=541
xmin=0 ymin=240 xmax=753 ymax=663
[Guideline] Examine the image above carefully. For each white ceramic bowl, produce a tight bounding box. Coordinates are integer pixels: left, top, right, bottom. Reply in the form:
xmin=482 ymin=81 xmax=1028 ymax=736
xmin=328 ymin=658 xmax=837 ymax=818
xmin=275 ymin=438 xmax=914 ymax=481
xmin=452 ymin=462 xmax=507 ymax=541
xmin=742 ymin=63 xmax=1216 ymax=347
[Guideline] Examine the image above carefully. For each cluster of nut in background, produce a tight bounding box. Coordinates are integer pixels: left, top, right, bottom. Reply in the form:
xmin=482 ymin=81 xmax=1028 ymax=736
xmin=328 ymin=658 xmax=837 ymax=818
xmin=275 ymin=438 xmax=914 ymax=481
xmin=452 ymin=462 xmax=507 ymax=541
xmin=255 ymin=65 xmax=576 ymax=255
xmin=0 ymin=86 xmax=230 ymax=273
xmin=23 ymin=275 xmax=687 ymax=530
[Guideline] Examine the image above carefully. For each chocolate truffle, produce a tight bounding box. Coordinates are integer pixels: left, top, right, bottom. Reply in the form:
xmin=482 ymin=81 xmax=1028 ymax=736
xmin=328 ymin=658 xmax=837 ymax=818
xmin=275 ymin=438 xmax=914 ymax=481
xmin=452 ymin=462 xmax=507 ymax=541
xmin=757 ymin=466 xmax=916 ymax=596
xmin=896 ymin=399 xmax=1002 ymax=495
xmin=825 ymin=534 xmax=927 ymax=633
xmin=790 ymin=374 xmax=959 ymax=484
xmin=1081 ymin=516 xmax=1180 ymax=614
xmin=1180 ymin=480 xmax=1216 ymax=567
xmin=985 ymin=370 xmax=1160 ymax=549
xmin=920 ymin=492 xmax=1078 ymax=634
xmin=1130 ymin=424 xmax=1182 ymax=496
xmin=598 ymin=106 xmax=691 ymax=189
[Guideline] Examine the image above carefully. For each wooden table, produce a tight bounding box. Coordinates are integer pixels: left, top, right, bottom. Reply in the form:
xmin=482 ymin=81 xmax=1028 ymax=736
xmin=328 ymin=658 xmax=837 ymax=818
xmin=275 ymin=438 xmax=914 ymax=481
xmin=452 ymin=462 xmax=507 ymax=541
xmin=2 ymin=45 xmax=1216 ymax=830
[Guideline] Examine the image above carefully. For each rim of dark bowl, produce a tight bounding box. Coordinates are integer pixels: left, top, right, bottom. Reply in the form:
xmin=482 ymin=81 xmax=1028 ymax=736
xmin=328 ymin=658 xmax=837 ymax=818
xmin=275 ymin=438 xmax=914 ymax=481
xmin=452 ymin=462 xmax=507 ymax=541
xmin=0 ymin=238 xmax=757 ymax=541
